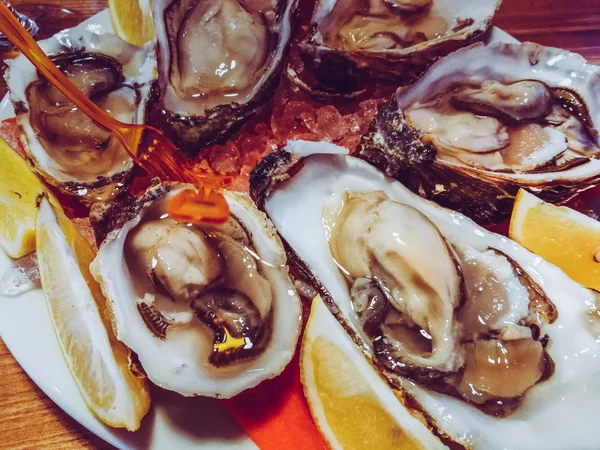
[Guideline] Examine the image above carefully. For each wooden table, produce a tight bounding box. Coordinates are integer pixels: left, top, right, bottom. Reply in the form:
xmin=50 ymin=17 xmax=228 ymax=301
xmin=0 ymin=0 xmax=599 ymax=448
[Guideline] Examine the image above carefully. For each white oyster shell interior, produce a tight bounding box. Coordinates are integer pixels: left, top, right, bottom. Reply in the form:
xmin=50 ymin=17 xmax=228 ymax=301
xmin=91 ymin=187 xmax=302 ymax=398
xmin=397 ymin=42 xmax=600 ymax=182
xmin=5 ymin=20 xmax=156 ymax=200
xmin=311 ymin=0 xmax=500 ymax=54
xmin=152 ymin=0 xmax=296 ymax=116
xmin=264 ymin=140 xmax=600 ymax=449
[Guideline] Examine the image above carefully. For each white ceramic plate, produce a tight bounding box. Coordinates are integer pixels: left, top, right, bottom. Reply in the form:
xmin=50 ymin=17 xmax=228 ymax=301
xmin=0 ymin=10 xmax=517 ymax=449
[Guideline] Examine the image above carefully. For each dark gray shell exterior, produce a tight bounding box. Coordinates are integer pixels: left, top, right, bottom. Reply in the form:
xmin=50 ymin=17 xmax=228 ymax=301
xmin=145 ymin=72 xmax=277 ymax=156
xmin=295 ymin=0 xmax=501 ymax=95
xmin=355 ymin=100 xmax=600 ymax=225
xmin=297 ymin=25 xmax=488 ymax=95
xmin=353 ymin=41 xmax=600 ymax=223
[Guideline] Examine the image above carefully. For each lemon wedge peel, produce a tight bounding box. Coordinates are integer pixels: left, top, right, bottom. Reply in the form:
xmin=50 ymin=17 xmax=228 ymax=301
xmin=510 ymin=188 xmax=600 ymax=291
xmin=36 ymin=198 xmax=150 ymax=431
xmin=0 ymin=136 xmax=58 ymax=258
xmin=300 ymin=295 xmax=445 ymax=450
xmin=108 ymin=0 xmax=155 ymax=46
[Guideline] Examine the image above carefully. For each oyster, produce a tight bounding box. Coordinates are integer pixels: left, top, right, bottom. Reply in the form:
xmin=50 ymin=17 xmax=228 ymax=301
xmin=5 ymin=22 xmax=156 ymax=204
xmin=295 ymin=0 xmax=500 ymax=94
xmin=90 ymin=182 xmax=302 ymax=398
xmin=146 ymin=0 xmax=298 ymax=155
xmin=250 ymin=140 xmax=600 ymax=448
xmin=356 ymin=42 xmax=600 ymax=222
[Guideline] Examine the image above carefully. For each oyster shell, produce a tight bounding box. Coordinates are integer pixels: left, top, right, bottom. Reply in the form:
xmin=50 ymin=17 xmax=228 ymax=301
xmin=146 ymin=0 xmax=298 ymax=155
xmin=356 ymin=42 xmax=600 ymax=223
xmin=90 ymin=182 xmax=302 ymax=398
xmin=295 ymin=0 xmax=501 ymax=94
xmin=5 ymin=23 xmax=156 ymax=204
xmin=250 ymin=140 xmax=600 ymax=448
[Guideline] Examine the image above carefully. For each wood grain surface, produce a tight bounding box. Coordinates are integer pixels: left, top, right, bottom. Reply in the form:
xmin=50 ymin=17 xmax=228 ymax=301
xmin=0 ymin=0 xmax=599 ymax=448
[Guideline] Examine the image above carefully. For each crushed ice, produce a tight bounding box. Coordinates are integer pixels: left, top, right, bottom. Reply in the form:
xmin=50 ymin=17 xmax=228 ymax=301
xmin=0 ymin=252 xmax=40 ymax=297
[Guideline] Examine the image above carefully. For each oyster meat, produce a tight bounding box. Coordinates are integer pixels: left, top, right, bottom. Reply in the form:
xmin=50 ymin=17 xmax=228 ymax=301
xmin=146 ymin=0 xmax=298 ymax=155
xmin=295 ymin=0 xmax=500 ymax=94
xmin=250 ymin=140 xmax=600 ymax=448
xmin=5 ymin=22 xmax=156 ymax=204
xmin=357 ymin=42 xmax=600 ymax=222
xmin=90 ymin=182 xmax=302 ymax=398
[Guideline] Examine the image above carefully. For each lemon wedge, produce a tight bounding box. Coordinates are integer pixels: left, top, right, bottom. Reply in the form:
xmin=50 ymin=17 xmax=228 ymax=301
xmin=509 ymin=189 xmax=600 ymax=291
xmin=0 ymin=137 xmax=52 ymax=258
xmin=109 ymin=0 xmax=155 ymax=45
xmin=300 ymin=296 xmax=445 ymax=450
xmin=36 ymin=198 xmax=150 ymax=430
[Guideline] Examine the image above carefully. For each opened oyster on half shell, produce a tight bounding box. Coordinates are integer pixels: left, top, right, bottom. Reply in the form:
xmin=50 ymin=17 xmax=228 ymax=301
xmin=90 ymin=182 xmax=302 ymax=398
xmin=294 ymin=0 xmax=500 ymax=94
xmin=357 ymin=42 xmax=600 ymax=222
xmin=5 ymin=22 xmax=156 ymax=204
xmin=146 ymin=0 xmax=298 ymax=155
xmin=250 ymin=140 xmax=600 ymax=449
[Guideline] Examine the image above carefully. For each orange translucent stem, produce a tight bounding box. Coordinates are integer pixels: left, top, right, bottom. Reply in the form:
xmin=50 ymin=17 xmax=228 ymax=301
xmin=168 ymin=187 xmax=231 ymax=224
